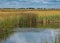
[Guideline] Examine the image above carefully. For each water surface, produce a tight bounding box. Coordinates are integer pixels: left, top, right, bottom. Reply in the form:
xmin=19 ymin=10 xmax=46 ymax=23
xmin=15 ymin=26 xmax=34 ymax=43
xmin=0 ymin=28 xmax=60 ymax=43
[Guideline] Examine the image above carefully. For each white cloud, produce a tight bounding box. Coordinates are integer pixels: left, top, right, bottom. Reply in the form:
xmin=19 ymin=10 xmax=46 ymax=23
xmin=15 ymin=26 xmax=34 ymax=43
xmin=28 ymin=0 xmax=49 ymax=4
xmin=5 ymin=1 xmax=20 ymax=5
xmin=0 ymin=0 xmax=60 ymax=8
xmin=0 ymin=1 xmax=21 ymax=8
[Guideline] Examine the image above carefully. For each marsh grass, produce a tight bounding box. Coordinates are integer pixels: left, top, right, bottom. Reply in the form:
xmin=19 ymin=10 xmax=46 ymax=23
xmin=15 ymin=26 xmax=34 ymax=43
xmin=0 ymin=14 xmax=60 ymax=30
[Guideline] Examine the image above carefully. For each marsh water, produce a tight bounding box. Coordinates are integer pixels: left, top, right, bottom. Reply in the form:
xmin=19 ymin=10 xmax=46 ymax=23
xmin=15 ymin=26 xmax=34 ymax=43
xmin=0 ymin=28 xmax=60 ymax=43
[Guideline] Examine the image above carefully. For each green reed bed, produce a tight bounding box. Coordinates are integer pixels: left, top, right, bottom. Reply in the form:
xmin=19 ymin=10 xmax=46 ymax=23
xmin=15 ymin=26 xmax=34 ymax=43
xmin=37 ymin=15 xmax=60 ymax=28
xmin=0 ymin=14 xmax=60 ymax=30
xmin=0 ymin=16 xmax=20 ymax=32
xmin=43 ymin=15 xmax=60 ymax=28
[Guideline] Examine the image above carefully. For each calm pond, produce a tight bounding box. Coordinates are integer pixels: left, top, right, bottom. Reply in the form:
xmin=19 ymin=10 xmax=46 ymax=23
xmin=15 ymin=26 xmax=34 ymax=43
xmin=0 ymin=28 xmax=60 ymax=43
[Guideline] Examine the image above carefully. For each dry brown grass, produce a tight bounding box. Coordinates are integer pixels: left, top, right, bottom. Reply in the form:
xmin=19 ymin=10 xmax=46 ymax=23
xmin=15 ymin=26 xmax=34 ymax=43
xmin=0 ymin=9 xmax=60 ymax=22
xmin=0 ymin=9 xmax=60 ymax=17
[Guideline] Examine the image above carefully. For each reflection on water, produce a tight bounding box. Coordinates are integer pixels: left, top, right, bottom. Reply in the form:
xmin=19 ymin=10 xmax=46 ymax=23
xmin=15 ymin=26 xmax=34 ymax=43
xmin=0 ymin=28 xmax=60 ymax=43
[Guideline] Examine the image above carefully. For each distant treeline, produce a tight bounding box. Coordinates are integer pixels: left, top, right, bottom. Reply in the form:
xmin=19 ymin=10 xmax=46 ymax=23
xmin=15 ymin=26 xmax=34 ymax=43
xmin=0 ymin=8 xmax=60 ymax=10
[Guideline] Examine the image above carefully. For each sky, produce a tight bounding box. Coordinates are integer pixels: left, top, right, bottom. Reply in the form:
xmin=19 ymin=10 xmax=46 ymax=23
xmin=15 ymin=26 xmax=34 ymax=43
xmin=0 ymin=0 xmax=60 ymax=8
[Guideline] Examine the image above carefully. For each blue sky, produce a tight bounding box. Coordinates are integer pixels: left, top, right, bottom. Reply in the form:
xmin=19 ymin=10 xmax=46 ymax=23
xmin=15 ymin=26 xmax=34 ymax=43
xmin=0 ymin=0 xmax=60 ymax=8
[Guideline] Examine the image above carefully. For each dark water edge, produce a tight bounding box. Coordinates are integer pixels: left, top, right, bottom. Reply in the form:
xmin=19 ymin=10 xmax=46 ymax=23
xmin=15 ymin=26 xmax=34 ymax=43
xmin=0 ymin=28 xmax=60 ymax=43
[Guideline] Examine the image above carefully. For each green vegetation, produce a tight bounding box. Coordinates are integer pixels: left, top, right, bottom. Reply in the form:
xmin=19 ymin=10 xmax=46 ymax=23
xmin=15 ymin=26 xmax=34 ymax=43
xmin=0 ymin=14 xmax=60 ymax=30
